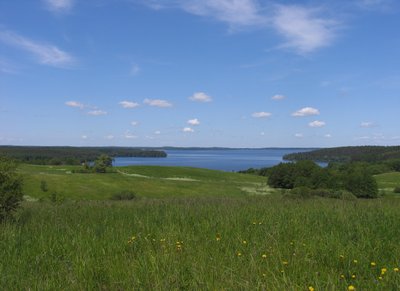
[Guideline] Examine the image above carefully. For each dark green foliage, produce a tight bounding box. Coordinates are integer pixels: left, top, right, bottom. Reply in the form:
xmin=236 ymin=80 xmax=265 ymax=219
xmin=393 ymin=187 xmax=400 ymax=194
xmin=93 ymin=154 xmax=113 ymax=173
xmin=284 ymin=146 xmax=400 ymax=163
xmin=267 ymin=162 xmax=296 ymax=189
xmin=0 ymin=146 xmax=167 ymax=165
xmin=40 ymin=180 xmax=48 ymax=192
xmin=290 ymin=186 xmax=312 ymax=199
xmin=0 ymin=158 xmax=23 ymax=221
xmin=342 ymin=166 xmax=378 ymax=198
xmin=110 ymin=191 xmax=137 ymax=201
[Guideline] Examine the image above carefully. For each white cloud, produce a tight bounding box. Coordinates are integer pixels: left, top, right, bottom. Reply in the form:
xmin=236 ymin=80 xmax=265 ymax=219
xmin=187 ymin=118 xmax=200 ymax=126
xmin=119 ymin=101 xmax=139 ymax=109
xmin=309 ymin=120 xmax=326 ymax=127
xmin=154 ymin=131 xmax=161 ymax=135
xmin=360 ymin=121 xmax=376 ymax=128
xmin=292 ymin=107 xmax=320 ymax=117
xmin=271 ymin=94 xmax=286 ymax=100
xmin=131 ymin=121 xmax=139 ymax=126
xmin=294 ymin=133 xmax=304 ymax=138
xmin=189 ymin=92 xmax=212 ymax=102
xmin=183 ymin=127 xmax=194 ymax=133
xmin=43 ymin=0 xmax=74 ymax=12
xmin=0 ymin=30 xmax=75 ymax=68
xmin=181 ymin=0 xmax=264 ymax=28
xmin=325 ymin=134 xmax=332 ymax=138
xmin=81 ymin=135 xmax=88 ymax=140
xmin=65 ymin=101 xmax=84 ymax=109
xmin=124 ymin=131 xmax=138 ymax=139
xmin=143 ymin=98 xmax=172 ymax=107
xmin=87 ymin=110 xmax=107 ymax=116
xmin=130 ymin=64 xmax=140 ymax=76
xmin=272 ymin=5 xmax=337 ymax=54
xmin=105 ymin=135 xmax=114 ymax=140
xmin=252 ymin=112 xmax=272 ymax=118
xmin=260 ymin=132 xmax=265 ymax=136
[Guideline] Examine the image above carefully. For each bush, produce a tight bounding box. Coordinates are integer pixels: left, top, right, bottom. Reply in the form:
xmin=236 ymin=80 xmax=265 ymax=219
xmin=0 ymin=158 xmax=23 ymax=221
xmin=394 ymin=187 xmax=400 ymax=194
xmin=110 ymin=191 xmax=137 ymax=201
xmin=343 ymin=168 xmax=378 ymax=198
xmin=289 ymin=186 xmax=312 ymax=199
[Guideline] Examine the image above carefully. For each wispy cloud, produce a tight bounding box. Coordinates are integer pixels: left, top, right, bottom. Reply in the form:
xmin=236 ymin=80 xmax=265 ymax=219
xmin=143 ymin=98 xmax=172 ymax=107
xmin=360 ymin=121 xmax=377 ymax=128
xmin=271 ymin=94 xmax=286 ymax=100
xmin=131 ymin=121 xmax=139 ymax=126
xmin=189 ymin=92 xmax=212 ymax=102
xmin=294 ymin=133 xmax=304 ymax=138
xmin=87 ymin=110 xmax=107 ymax=116
xmin=181 ymin=0 xmax=264 ymax=28
xmin=124 ymin=131 xmax=138 ymax=139
xmin=187 ymin=118 xmax=200 ymax=126
xmin=119 ymin=101 xmax=140 ymax=108
xmin=130 ymin=64 xmax=140 ymax=76
xmin=252 ymin=112 xmax=272 ymax=118
xmin=105 ymin=135 xmax=114 ymax=140
xmin=292 ymin=107 xmax=320 ymax=117
xmin=309 ymin=120 xmax=326 ymax=127
xmin=0 ymin=30 xmax=75 ymax=68
xmin=65 ymin=101 xmax=84 ymax=109
xmin=325 ymin=134 xmax=332 ymax=138
xmin=43 ymin=0 xmax=74 ymax=12
xmin=183 ymin=127 xmax=194 ymax=133
xmin=272 ymin=5 xmax=338 ymax=54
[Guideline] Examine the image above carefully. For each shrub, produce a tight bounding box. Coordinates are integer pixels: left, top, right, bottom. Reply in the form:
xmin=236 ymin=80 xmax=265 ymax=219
xmin=110 ymin=191 xmax=137 ymax=201
xmin=0 ymin=158 xmax=23 ymax=221
xmin=290 ymin=186 xmax=312 ymax=199
xmin=394 ymin=187 xmax=400 ymax=194
xmin=343 ymin=169 xmax=378 ymax=198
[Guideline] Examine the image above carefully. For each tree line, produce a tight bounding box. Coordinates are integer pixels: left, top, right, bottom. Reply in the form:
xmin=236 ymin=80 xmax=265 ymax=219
xmin=0 ymin=146 xmax=167 ymax=165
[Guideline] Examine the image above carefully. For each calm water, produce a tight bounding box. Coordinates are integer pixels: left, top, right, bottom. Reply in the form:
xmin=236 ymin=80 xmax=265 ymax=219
xmin=113 ymin=148 xmax=315 ymax=172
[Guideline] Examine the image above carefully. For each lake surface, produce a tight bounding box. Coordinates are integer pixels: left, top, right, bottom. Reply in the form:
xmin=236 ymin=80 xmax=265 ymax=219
xmin=113 ymin=148 xmax=316 ymax=172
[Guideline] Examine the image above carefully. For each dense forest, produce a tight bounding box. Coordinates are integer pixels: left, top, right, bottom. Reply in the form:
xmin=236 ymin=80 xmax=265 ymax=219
xmin=283 ymin=146 xmax=400 ymax=163
xmin=0 ymin=146 xmax=167 ymax=165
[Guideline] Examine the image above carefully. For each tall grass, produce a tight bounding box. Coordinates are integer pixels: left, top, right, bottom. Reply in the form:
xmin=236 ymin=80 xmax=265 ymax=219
xmin=1 ymin=197 xmax=400 ymax=290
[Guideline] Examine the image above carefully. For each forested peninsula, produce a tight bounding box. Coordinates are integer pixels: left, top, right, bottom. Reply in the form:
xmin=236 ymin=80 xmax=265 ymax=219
xmin=0 ymin=146 xmax=167 ymax=165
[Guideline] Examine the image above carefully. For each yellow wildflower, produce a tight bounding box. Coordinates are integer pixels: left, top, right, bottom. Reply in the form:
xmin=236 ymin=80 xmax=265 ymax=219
xmin=351 ymin=274 xmax=356 ymax=279
xmin=282 ymin=261 xmax=288 ymax=266
xmin=339 ymin=255 xmax=345 ymax=259
xmin=353 ymin=260 xmax=358 ymax=264
xmin=378 ymin=276 xmax=383 ymax=280
xmin=370 ymin=262 xmax=376 ymax=267
xmin=308 ymin=286 xmax=315 ymax=291
xmin=237 ymin=252 xmax=242 ymax=257
xmin=242 ymin=240 xmax=247 ymax=245
xmin=381 ymin=268 xmax=387 ymax=275
xmin=348 ymin=285 xmax=355 ymax=291
xmin=340 ymin=274 xmax=345 ymax=279
xmin=262 ymin=254 xmax=267 ymax=259
xmin=394 ymin=267 xmax=399 ymax=272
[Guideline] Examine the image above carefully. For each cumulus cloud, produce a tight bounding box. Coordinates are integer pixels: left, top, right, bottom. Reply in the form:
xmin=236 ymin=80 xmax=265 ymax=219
xmin=65 ymin=101 xmax=84 ymax=109
xmin=119 ymin=101 xmax=139 ymax=108
xmin=43 ymin=0 xmax=74 ymax=12
xmin=143 ymin=98 xmax=172 ymax=107
xmin=189 ymin=92 xmax=212 ymax=102
xmin=131 ymin=121 xmax=139 ymax=126
xmin=183 ymin=127 xmax=194 ymax=133
xmin=325 ymin=134 xmax=332 ymax=138
xmin=272 ymin=5 xmax=338 ymax=54
xmin=252 ymin=112 xmax=272 ymax=118
xmin=294 ymin=133 xmax=304 ymax=138
xmin=271 ymin=94 xmax=286 ymax=100
xmin=154 ymin=131 xmax=161 ymax=135
xmin=87 ymin=110 xmax=107 ymax=116
xmin=0 ymin=30 xmax=75 ymax=68
xmin=81 ymin=135 xmax=88 ymax=140
xmin=187 ymin=118 xmax=200 ymax=126
xmin=309 ymin=120 xmax=326 ymax=127
xmin=292 ymin=107 xmax=320 ymax=117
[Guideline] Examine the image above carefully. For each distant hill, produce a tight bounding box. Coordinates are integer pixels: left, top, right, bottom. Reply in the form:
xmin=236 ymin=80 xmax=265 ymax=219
xmin=0 ymin=146 xmax=167 ymax=165
xmin=283 ymin=146 xmax=400 ymax=163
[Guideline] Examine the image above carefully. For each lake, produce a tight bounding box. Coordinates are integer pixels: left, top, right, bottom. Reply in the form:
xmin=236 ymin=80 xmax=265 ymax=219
xmin=113 ymin=148 xmax=316 ymax=171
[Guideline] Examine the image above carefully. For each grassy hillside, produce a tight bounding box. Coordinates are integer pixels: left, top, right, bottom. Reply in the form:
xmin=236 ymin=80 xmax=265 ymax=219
xmin=2 ymin=197 xmax=400 ymax=290
xmin=375 ymin=172 xmax=400 ymax=194
xmin=19 ymin=164 xmax=269 ymax=200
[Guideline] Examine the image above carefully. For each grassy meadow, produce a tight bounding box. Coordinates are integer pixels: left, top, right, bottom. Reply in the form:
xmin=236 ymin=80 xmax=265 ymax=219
xmin=1 ymin=165 xmax=400 ymax=290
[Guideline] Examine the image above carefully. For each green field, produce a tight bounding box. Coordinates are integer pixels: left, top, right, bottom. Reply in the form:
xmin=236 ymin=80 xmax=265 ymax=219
xmin=375 ymin=172 xmax=400 ymax=194
xmin=1 ymin=165 xmax=400 ymax=290
xmin=19 ymin=164 xmax=269 ymax=200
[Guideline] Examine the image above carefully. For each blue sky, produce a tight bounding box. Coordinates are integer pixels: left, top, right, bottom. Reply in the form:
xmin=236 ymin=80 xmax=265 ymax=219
xmin=0 ymin=0 xmax=399 ymax=147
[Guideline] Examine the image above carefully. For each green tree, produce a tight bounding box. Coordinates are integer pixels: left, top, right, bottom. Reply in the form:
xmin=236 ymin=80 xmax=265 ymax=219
xmin=93 ymin=154 xmax=113 ymax=173
xmin=343 ymin=166 xmax=378 ymax=198
xmin=0 ymin=158 xmax=23 ymax=221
